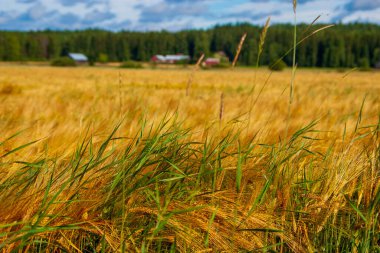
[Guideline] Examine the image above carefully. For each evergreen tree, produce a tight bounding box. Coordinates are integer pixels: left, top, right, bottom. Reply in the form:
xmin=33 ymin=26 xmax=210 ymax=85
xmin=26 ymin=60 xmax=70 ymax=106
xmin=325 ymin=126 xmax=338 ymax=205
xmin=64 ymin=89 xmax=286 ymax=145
xmin=4 ymin=34 xmax=21 ymax=61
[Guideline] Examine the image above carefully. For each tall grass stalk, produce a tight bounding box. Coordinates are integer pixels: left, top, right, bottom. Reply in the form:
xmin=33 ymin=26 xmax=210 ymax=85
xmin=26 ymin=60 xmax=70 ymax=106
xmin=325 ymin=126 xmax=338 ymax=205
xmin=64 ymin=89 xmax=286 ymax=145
xmin=247 ymin=17 xmax=271 ymax=136
xmin=186 ymin=53 xmax=205 ymax=96
xmin=285 ymin=0 xmax=298 ymax=140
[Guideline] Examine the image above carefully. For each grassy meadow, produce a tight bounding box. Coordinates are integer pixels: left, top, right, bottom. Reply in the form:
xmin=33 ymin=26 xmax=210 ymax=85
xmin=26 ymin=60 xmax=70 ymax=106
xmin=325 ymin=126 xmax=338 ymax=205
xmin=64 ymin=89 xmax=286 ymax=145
xmin=0 ymin=66 xmax=379 ymax=252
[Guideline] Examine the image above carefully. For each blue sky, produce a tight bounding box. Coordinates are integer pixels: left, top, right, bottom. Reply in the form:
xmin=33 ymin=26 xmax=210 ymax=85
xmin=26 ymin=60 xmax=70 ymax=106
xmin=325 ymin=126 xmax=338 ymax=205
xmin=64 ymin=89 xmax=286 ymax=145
xmin=0 ymin=0 xmax=379 ymax=31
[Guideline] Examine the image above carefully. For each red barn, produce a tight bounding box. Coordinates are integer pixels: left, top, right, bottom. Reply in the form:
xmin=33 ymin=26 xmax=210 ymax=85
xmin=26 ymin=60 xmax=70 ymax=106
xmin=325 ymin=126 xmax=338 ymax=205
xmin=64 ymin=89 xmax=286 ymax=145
xmin=203 ymin=58 xmax=221 ymax=67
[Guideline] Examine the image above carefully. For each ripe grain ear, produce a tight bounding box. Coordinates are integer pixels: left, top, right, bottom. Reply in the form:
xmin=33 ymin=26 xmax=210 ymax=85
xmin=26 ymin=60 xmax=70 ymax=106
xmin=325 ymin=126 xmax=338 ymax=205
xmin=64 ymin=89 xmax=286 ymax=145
xmin=232 ymin=33 xmax=247 ymax=68
xmin=219 ymin=92 xmax=224 ymax=122
xmin=258 ymin=17 xmax=271 ymax=59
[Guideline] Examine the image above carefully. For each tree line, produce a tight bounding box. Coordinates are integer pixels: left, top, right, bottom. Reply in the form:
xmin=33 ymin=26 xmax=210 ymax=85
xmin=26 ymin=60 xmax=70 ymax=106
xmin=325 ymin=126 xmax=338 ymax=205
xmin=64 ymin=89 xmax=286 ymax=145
xmin=0 ymin=23 xmax=379 ymax=68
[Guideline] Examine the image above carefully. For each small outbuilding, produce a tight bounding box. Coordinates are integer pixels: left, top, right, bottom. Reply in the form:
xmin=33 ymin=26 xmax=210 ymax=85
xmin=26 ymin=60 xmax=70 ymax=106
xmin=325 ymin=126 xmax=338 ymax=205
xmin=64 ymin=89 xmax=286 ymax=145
xmin=203 ymin=58 xmax=221 ymax=67
xmin=68 ymin=53 xmax=88 ymax=64
xmin=376 ymin=61 xmax=380 ymax=69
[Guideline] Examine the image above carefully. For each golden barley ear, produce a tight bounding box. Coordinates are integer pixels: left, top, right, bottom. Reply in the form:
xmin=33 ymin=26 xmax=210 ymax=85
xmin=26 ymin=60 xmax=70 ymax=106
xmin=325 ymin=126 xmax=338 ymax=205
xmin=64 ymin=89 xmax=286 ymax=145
xmin=219 ymin=92 xmax=224 ymax=122
xmin=293 ymin=0 xmax=297 ymax=14
xmin=258 ymin=17 xmax=271 ymax=57
xmin=232 ymin=33 xmax=247 ymax=68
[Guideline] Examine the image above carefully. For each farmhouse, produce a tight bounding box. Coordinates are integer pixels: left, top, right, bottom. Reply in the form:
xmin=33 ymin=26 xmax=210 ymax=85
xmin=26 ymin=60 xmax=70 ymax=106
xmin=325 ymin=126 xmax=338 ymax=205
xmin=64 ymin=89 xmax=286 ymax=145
xmin=68 ymin=53 xmax=88 ymax=64
xmin=202 ymin=52 xmax=229 ymax=67
xmin=151 ymin=54 xmax=190 ymax=64
xmin=203 ymin=58 xmax=221 ymax=67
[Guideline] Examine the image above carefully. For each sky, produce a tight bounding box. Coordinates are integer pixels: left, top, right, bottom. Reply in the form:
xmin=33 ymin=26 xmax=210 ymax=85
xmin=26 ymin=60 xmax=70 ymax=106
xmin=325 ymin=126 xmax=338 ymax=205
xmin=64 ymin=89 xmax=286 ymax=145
xmin=0 ymin=0 xmax=379 ymax=31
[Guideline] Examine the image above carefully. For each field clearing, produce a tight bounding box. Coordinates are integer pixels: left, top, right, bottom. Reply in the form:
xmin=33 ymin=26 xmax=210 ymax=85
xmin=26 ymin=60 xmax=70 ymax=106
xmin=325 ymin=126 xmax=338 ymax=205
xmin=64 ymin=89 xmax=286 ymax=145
xmin=0 ymin=66 xmax=380 ymax=252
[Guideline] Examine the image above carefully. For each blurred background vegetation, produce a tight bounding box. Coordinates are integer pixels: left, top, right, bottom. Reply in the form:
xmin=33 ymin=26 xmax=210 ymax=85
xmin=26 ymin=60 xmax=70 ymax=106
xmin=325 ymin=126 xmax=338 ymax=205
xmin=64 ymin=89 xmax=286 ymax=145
xmin=0 ymin=23 xmax=379 ymax=68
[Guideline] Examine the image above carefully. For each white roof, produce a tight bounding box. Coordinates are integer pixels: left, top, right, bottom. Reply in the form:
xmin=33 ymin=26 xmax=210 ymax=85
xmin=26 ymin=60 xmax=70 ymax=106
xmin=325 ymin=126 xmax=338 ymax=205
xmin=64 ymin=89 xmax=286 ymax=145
xmin=165 ymin=55 xmax=190 ymax=61
xmin=155 ymin=55 xmax=166 ymax=61
xmin=205 ymin=58 xmax=220 ymax=62
xmin=153 ymin=55 xmax=190 ymax=61
xmin=68 ymin=53 xmax=88 ymax=61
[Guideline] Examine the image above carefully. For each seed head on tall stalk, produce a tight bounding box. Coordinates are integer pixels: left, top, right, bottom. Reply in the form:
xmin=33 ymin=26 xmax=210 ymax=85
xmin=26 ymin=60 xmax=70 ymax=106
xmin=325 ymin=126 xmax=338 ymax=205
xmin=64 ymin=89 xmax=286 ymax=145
xmin=186 ymin=53 xmax=205 ymax=96
xmin=285 ymin=0 xmax=298 ymax=140
xmin=246 ymin=17 xmax=271 ymax=136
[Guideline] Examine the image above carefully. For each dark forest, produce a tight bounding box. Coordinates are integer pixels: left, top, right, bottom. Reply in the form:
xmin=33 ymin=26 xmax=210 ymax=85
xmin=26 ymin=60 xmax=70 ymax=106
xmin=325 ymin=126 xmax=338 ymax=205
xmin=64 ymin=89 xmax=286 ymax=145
xmin=1 ymin=23 xmax=379 ymax=68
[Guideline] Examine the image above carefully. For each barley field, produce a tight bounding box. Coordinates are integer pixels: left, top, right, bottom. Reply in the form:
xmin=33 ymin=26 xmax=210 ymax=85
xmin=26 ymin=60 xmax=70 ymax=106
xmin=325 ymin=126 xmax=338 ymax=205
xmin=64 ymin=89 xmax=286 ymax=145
xmin=1 ymin=66 xmax=379 ymax=252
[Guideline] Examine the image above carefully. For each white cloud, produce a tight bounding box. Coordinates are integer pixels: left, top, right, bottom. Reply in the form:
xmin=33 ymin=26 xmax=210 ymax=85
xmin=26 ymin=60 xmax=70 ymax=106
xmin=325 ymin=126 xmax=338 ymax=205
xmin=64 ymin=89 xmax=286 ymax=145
xmin=0 ymin=0 xmax=378 ymax=31
xmin=109 ymin=0 xmax=160 ymax=25
xmin=341 ymin=7 xmax=380 ymax=23
xmin=348 ymin=0 xmax=380 ymax=10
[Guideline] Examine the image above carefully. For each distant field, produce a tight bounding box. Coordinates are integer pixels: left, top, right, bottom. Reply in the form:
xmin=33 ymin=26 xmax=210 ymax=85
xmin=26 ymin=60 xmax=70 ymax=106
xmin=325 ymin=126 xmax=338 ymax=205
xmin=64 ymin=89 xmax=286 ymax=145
xmin=1 ymin=66 xmax=379 ymax=252
xmin=1 ymin=66 xmax=379 ymax=152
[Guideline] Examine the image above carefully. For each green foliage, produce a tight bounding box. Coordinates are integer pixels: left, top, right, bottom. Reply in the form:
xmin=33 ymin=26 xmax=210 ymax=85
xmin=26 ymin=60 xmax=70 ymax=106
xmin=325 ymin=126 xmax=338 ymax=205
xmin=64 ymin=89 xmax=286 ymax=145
xmin=3 ymin=34 xmax=21 ymax=61
xmin=97 ymin=53 xmax=109 ymax=63
xmin=120 ymin=61 xmax=143 ymax=69
xmin=358 ymin=57 xmax=372 ymax=71
xmin=201 ymin=62 xmax=230 ymax=70
xmin=212 ymin=62 xmax=231 ymax=69
xmin=51 ymin=57 xmax=77 ymax=67
xmin=269 ymin=59 xmax=287 ymax=71
xmin=174 ymin=59 xmax=189 ymax=67
xmin=213 ymin=52 xmax=230 ymax=64
xmin=374 ymin=48 xmax=380 ymax=66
